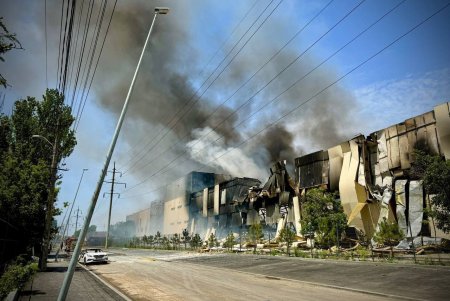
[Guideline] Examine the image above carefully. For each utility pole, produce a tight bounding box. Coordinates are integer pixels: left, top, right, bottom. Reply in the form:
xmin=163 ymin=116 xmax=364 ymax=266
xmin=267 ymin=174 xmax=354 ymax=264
xmin=74 ymin=207 xmax=81 ymax=235
xmin=103 ymin=162 xmax=126 ymax=249
xmin=58 ymin=8 xmax=169 ymax=300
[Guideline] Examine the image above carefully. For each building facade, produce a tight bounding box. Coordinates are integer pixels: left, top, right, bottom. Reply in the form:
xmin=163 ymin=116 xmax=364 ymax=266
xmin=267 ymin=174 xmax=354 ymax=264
xmin=126 ymin=102 xmax=450 ymax=242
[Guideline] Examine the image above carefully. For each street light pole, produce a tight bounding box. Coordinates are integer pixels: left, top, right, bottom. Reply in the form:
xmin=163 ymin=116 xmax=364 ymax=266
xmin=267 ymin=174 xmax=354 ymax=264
xmin=57 ymin=7 xmax=169 ymax=301
xmin=33 ymin=134 xmax=59 ymax=271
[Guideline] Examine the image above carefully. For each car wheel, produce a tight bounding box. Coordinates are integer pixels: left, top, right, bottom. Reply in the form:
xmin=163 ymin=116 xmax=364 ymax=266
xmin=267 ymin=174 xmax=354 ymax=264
xmin=84 ymin=258 xmax=87 ymax=265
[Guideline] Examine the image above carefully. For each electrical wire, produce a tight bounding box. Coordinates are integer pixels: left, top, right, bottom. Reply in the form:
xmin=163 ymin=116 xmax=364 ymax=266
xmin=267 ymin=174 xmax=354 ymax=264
xmin=117 ymin=0 xmax=262 ymax=170
xmin=121 ymin=0 xmax=443 ymax=197
xmin=56 ymin=0 xmax=67 ymax=89
xmin=45 ymin=0 xmax=48 ymax=88
xmin=123 ymin=0 xmax=357 ymax=177
xmin=74 ymin=0 xmax=118 ymax=131
xmin=70 ymin=0 xmax=95 ymax=111
xmin=120 ymin=0 xmax=281 ymax=174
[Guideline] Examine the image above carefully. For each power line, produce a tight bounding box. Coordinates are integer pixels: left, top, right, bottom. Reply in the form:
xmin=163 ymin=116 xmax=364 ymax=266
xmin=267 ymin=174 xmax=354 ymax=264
xmin=56 ymin=0 xmax=67 ymax=89
xmin=122 ymin=0 xmax=356 ymax=177
xmin=57 ymin=0 xmax=72 ymax=91
xmin=199 ymin=0 xmax=262 ymax=78
xmin=73 ymin=0 xmax=108 ymax=116
xmin=44 ymin=0 xmax=48 ymax=88
xmin=122 ymin=0 xmax=444 ymax=196
xmin=121 ymin=0 xmax=282 ymax=174
xmin=74 ymin=0 xmax=119 ymax=131
xmin=103 ymin=162 xmax=126 ymax=248
xmin=70 ymin=0 xmax=94 ymax=109
xmin=61 ymin=0 xmax=77 ymax=95
xmin=70 ymin=0 xmax=95 ymax=110
xmin=118 ymin=0 xmax=262 ymax=170
xmin=66 ymin=0 xmax=87 ymax=106
xmin=123 ymin=0 xmax=365 ymax=192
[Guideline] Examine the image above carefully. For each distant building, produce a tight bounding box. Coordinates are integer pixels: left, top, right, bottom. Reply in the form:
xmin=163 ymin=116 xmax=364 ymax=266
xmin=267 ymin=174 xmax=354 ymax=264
xmin=126 ymin=208 xmax=150 ymax=238
xmin=126 ymin=172 xmax=260 ymax=239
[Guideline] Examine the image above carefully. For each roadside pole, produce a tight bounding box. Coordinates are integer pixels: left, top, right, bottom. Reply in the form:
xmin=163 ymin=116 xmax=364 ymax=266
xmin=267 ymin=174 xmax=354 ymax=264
xmin=57 ymin=8 xmax=169 ymax=300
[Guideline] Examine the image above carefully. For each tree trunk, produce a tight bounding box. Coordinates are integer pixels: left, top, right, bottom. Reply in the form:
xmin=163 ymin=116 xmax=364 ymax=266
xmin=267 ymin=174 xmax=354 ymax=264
xmin=39 ymin=134 xmax=59 ymax=271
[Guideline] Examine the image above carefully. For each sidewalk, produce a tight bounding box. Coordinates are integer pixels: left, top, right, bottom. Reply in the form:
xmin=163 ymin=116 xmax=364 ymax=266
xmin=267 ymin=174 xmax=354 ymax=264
xmin=18 ymin=260 xmax=127 ymax=301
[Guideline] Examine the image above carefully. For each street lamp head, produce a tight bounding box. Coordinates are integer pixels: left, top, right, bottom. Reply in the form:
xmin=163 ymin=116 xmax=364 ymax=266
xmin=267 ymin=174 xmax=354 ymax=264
xmin=155 ymin=7 xmax=170 ymax=14
xmin=31 ymin=134 xmax=53 ymax=147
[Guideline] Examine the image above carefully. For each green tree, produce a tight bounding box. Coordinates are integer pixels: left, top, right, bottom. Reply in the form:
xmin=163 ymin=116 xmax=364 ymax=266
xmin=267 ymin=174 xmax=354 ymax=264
xmin=142 ymin=235 xmax=148 ymax=247
xmin=155 ymin=231 xmax=162 ymax=249
xmin=147 ymin=235 xmax=154 ymax=248
xmin=0 ymin=89 xmax=76 ymax=269
xmin=171 ymin=233 xmax=181 ymax=250
xmin=182 ymin=228 xmax=191 ymax=249
xmin=279 ymin=227 xmax=296 ymax=256
xmin=411 ymin=150 xmax=450 ymax=233
xmin=373 ymin=218 xmax=404 ymax=258
xmin=300 ymin=188 xmax=347 ymax=248
xmin=189 ymin=233 xmax=202 ymax=250
xmin=247 ymin=223 xmax=263 ymax=253
xmin=0 ymin=17 xmax=22 ymax=88
xmin=161 ymin=236 xmax=170 ymax=249
xmin=208 ymin=233 xmax=218 ymax=249
xmin=223 ymin=232 xmax=236 ymax=251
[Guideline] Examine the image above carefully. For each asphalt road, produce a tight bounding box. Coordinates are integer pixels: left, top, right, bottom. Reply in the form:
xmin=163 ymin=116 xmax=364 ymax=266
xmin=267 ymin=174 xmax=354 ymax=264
xmin=86 ymin=249 xmax=450 ymax=301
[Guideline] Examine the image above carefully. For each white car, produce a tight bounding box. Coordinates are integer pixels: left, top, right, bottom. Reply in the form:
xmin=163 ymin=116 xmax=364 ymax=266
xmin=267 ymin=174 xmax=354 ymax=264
xmin=79 ymin=248 xmax=109 ymax=265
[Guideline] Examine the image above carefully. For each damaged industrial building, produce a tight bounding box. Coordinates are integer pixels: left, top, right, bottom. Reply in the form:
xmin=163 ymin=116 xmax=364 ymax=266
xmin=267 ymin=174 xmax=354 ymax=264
xmin=126 ymin=102 xmax=450 ymax=244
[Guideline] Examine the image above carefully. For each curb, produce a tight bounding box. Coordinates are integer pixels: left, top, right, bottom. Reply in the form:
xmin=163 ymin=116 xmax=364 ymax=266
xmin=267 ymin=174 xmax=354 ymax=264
xmin=4 ymin=289 xmax=19 ymax=301
xmin=78 ymin=263 xmax=132 ymax=301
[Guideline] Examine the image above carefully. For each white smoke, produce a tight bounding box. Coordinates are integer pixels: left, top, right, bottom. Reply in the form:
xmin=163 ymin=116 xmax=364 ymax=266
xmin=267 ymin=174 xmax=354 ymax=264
xmin=186 ymin=127 xmax=267 ymax=180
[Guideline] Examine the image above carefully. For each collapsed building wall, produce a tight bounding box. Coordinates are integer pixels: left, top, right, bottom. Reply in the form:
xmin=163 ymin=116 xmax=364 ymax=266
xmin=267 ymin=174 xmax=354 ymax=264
xmin=163 ymin=172 xmax=216 ymax=235
xmin=190 ymin=177 xmax=261 ymax=240
xmin=126 ymin=102 xmax=450 ymax=242
xmin=294 ymin=102 xmax=450 ymax=240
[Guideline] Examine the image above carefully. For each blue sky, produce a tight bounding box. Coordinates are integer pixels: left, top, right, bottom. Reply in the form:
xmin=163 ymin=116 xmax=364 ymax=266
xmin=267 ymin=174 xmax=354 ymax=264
xmin=1 ymin=0 xmax=449 ymax=233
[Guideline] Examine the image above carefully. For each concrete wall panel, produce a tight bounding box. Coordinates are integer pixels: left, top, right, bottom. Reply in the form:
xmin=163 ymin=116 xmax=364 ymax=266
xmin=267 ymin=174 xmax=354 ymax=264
xmin=214 ymin=184 xmax=220 ymax=216
xmin=395 ymin=180 xmax=408 ymax=235
xmin=408 ymin=181 xmax=423 ymax=237
xmin=435 ymin=102 xmax=450 ymax=160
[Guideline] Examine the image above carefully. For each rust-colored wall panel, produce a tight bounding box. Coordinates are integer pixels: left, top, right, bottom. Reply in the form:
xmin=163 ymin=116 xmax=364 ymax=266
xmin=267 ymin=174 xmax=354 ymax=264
xmin=399 ymin=134 xmax=410 ymax=170
xmin=387 ymin=136 xmax=400 ymax=170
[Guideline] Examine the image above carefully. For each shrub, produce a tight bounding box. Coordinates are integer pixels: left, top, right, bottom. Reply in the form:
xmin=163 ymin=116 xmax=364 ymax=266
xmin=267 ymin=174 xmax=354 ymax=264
xmin=373 ymin=217 xmax=405 ymax=258
xmin=294 ymin=248 xmax=309 ymax=258
xmin=356 ymin=247 xmax=369 ymax=261
xmin=270 ymin=249 xmax=280 ymax=256
xmin=0 ymin=259 xmax=38 ymax=299
xmin=317 ymin=250 xmax=328 ymax=259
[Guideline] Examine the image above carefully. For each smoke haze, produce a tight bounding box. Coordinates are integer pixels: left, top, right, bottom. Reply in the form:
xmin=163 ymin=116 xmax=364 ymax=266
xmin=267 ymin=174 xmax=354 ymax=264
xmin=90 ymin=0 xmax=358 ymax=189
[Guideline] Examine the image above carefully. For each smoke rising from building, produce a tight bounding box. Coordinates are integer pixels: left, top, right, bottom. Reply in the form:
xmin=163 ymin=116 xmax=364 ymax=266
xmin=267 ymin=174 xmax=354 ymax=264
xmin=93 ymin=0 xmax=358 ymax=187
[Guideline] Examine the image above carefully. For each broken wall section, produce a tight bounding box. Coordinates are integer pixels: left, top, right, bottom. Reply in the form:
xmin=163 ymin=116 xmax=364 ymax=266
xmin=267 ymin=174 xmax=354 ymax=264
xmin=292 ymin=102 xmax=450 ymax=240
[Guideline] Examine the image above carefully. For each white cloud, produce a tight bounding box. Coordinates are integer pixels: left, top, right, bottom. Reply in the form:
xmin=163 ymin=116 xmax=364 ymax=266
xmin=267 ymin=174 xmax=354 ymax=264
xmin=352 ymin=68 xmax=450 ymax=134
